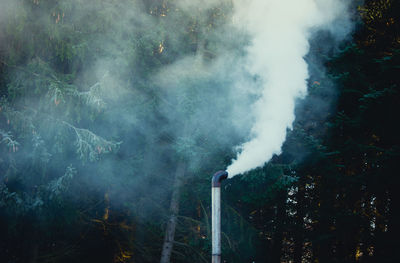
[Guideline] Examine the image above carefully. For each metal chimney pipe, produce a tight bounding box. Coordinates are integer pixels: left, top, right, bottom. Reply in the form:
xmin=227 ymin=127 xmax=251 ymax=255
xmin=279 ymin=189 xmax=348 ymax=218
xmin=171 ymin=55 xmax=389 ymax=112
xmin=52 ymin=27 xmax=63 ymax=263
xmin=211 ymin=171 xmax=228 ymax=263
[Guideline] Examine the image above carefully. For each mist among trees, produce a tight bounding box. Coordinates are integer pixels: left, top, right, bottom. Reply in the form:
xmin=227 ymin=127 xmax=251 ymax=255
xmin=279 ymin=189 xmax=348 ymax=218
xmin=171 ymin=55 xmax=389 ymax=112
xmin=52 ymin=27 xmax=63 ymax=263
xmin=0 ymin=0 xmax=399 ymax=262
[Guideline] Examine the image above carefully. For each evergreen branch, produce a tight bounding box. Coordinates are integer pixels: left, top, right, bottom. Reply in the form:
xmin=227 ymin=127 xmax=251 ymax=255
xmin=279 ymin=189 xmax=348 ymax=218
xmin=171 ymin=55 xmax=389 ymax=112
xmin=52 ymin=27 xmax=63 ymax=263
xmin=2 ymin=101 xmax=120 ymax=162
xmin=0 ymin=129 xmax=20 ymax=152
xmin=75 ymin=82 xmax=107 ymax=110
xmin=47 ymin=165 xmax=77 ymax=199
xmin=61 ymin=120 xmax=121 ymax=161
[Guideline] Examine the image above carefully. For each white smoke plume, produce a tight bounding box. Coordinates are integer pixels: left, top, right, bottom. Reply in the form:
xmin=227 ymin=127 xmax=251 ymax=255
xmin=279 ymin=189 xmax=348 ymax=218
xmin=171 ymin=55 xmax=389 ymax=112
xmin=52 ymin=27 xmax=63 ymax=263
xmin=227 ymin=0 xmax=351 ymax=177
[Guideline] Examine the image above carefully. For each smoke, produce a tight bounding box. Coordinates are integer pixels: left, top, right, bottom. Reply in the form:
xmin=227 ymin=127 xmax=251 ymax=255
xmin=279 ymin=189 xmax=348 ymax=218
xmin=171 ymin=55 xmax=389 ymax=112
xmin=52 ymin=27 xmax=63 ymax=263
xmin=0 ymin=0 xmax=245 ymax=215
xmin=227 ymin=0 xmax=352 ymax=177
xmin=0 ymin=0 xmax=354 ymax=216
xmin=0 ymin=0 xmax=360 ymax=260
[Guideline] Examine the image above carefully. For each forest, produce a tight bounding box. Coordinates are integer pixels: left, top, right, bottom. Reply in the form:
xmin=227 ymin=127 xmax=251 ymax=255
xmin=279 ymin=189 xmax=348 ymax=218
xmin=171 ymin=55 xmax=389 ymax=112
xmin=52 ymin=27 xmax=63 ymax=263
xmin=0 ymin=0 xmax=399 ymax=262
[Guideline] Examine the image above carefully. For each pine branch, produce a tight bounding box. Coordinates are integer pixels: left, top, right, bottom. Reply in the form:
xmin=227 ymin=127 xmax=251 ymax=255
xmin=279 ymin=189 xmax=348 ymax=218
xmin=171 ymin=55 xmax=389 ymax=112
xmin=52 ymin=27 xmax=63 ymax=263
xmin=47 ymin=165 xmax=77 ymax=199
xmin=0 ymin=129 xmax=20 ymax=152
xmin=61 ymin=120 xmax=121 ymax=161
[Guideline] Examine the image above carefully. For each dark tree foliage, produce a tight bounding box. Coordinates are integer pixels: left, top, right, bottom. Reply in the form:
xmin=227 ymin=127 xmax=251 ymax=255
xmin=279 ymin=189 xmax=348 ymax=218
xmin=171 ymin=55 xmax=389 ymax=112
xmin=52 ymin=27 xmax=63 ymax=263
xmin=222 ymin=1 xmax=399 ymax=263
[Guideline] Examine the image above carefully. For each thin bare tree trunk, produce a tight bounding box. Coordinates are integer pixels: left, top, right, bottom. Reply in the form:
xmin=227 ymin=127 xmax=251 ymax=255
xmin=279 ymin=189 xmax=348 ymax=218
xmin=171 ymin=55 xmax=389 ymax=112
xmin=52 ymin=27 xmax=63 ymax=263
xmin=272 ymin=190 xmax=286 ymax=263
xmin=294 ymin=178 xmax=305 ymax=263
xmin=160 ymin=161 xmax=186 ymax=263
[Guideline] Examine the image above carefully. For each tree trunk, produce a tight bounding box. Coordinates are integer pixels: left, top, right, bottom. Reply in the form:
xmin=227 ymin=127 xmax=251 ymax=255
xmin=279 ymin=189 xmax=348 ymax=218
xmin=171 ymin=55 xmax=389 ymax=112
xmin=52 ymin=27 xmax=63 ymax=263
xmin=294 ymin=179 xmax=306 ymax=263
xmin=272 ymin=190 xmax=287 ymax=263
xmin=160 ymin=162 xmax=186 ymax=263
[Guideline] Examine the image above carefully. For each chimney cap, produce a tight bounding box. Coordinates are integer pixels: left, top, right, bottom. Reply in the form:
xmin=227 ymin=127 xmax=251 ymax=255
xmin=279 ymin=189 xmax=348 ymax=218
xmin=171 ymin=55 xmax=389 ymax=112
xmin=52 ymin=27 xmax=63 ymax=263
xmin=212 ymin=171 xmax=228 ymax=187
